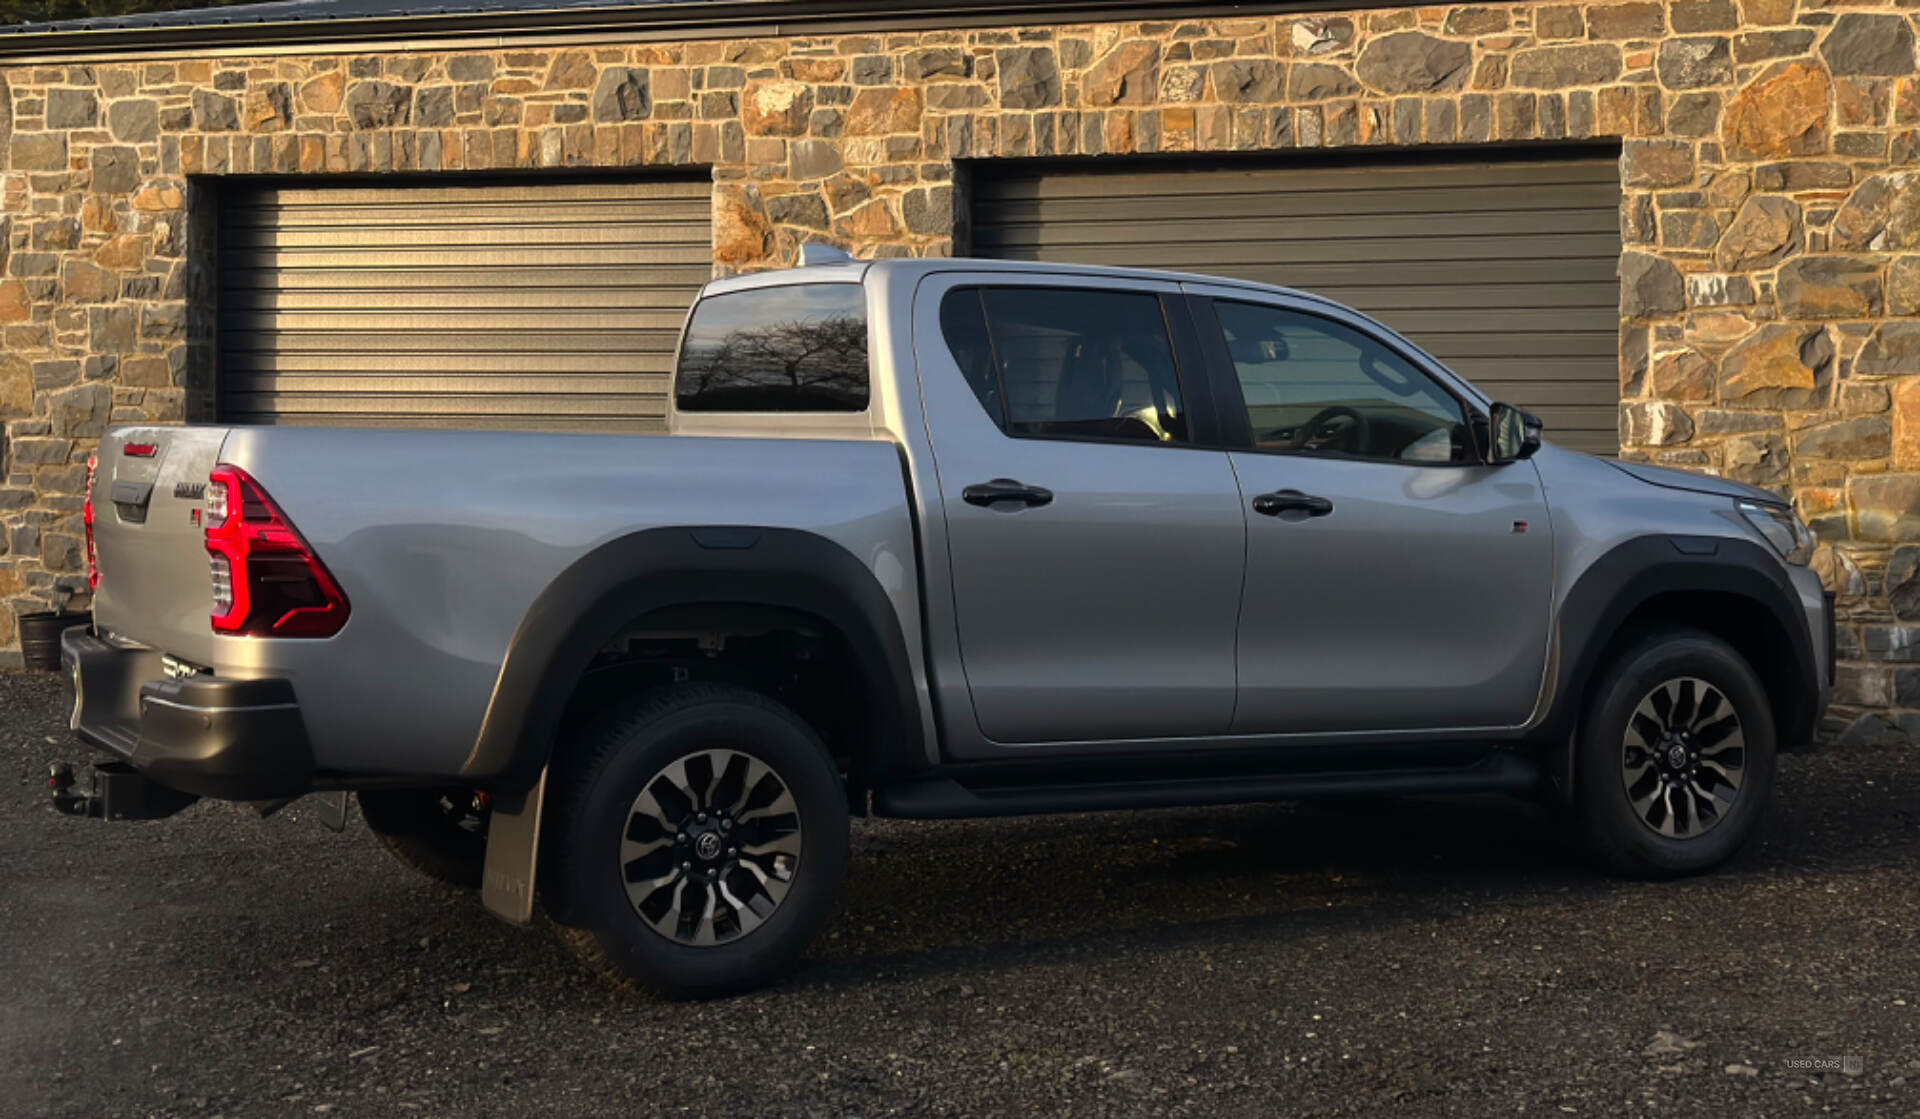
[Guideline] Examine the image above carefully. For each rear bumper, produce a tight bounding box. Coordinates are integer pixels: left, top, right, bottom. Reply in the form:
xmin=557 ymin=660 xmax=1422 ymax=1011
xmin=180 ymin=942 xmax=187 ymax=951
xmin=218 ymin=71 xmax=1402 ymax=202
xmin=61 ymin=627 xmax=314 ymax=800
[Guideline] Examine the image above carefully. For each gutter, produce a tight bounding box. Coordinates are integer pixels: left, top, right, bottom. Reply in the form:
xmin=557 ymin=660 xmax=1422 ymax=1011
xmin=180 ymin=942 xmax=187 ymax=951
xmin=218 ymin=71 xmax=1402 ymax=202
xmin=0 ymin=0 xmax=1415 ymax=61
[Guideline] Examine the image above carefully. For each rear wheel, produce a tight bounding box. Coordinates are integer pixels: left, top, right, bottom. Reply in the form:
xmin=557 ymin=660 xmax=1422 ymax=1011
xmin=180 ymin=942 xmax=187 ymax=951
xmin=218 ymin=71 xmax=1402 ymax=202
xmin=546 ymin=684 xmax=848 ymax=999
xmin=358 ymin=788 xmax=490 ymax=889
xmin=1572 ymin=627 xmax=1776 ymax=877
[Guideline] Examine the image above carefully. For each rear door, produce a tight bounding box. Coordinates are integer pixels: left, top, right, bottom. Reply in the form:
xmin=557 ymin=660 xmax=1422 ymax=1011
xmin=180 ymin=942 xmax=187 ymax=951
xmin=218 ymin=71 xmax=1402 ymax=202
xmin=89 ymin=426 xmax=231 ymax=663
xmin=1187 ymin=288 xmax=1555 ymax=735
xmin=912 ymin=273 xmax=1245 ymax=747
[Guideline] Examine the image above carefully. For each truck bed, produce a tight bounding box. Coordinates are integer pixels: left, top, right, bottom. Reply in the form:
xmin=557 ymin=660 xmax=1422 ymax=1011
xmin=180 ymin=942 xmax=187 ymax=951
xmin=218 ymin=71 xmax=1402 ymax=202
xmin=88 ymin=423 xmax=923 ymax=777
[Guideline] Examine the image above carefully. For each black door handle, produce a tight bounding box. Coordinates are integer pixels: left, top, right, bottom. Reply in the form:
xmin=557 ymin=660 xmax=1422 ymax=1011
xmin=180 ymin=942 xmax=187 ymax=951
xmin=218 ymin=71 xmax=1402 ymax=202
xmin=963 ymin=478 xmax=1054 ymax=508
xmin=1251 ymin=489 xmax=1334 ymax=517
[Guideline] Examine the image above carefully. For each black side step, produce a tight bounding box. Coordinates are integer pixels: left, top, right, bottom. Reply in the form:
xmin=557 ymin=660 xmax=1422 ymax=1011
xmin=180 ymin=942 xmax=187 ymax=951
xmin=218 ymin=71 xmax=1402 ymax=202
xmin=873 ymin=751 xmax=1541 ymax=820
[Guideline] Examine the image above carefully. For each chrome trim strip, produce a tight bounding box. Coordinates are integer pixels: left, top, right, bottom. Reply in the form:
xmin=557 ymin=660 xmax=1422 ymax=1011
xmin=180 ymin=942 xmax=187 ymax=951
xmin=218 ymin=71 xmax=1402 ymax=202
xmin=138 ymin=695 xmax=301 ymax=716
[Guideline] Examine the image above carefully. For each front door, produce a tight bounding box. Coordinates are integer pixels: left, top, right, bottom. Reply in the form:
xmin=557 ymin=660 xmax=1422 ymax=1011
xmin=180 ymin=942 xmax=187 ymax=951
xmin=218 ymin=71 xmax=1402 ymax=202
xmin=1192 ymin=292 xmax=1556 ymax=735
xmin=917 ymin=278 xmax=1246 ymax=745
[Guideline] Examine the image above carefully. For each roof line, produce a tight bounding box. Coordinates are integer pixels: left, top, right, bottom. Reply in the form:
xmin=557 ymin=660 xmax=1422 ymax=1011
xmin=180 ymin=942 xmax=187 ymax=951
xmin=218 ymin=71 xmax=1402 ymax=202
xmin=0 ymin=0 xmax=1418 ymax=59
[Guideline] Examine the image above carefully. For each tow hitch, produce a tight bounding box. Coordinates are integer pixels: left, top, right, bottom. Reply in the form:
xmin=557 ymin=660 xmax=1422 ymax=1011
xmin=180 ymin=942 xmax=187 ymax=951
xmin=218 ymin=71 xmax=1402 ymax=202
xmin=48 ymin=761 xmax=199 ymax=821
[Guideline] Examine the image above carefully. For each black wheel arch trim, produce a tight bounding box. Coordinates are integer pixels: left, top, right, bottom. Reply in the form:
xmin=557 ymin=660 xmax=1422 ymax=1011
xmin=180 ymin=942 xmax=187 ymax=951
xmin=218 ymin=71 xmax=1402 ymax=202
xmin=461 ymin=525 xmax=925 ymax=784
xmin=1539 ymin=533 xmax=1822 ymax=754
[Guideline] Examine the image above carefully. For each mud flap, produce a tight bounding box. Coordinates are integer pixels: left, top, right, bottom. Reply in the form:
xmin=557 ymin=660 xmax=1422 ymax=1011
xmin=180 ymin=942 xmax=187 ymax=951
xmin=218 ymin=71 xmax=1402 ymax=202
xmin=481 ymin=766 xmax=547 ymax=926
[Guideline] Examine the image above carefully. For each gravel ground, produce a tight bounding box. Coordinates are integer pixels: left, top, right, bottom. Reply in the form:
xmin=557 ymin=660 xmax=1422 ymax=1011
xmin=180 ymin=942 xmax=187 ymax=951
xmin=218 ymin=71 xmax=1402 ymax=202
xmin=3 ymin=671 xmax=1919 ymax=1117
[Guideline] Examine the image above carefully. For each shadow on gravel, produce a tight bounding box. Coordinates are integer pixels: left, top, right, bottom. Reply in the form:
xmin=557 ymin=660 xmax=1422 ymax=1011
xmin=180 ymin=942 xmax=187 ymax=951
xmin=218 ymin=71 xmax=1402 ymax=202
xmin=9 ymin=646 xmax=1917 ymax=1009
xmin=802 ymin=796 xmax=1571 ymax=983
xmin=793 ymin=749 xmax=1920 ymax=993
xmin=14 ymin=669 xmax=1920 ymax=1116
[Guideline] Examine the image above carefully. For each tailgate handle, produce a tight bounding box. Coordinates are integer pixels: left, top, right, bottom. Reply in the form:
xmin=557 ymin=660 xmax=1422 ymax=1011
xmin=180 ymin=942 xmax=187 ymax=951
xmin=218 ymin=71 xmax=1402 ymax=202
xmin=110 ymin=480 xmax=153 ymax=506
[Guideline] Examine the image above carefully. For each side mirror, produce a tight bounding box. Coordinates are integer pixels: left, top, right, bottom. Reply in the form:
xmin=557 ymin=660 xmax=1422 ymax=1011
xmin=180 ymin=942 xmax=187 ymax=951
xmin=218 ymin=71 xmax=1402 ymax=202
xmin=1487 ymin=402 xmax=1542 ymax=464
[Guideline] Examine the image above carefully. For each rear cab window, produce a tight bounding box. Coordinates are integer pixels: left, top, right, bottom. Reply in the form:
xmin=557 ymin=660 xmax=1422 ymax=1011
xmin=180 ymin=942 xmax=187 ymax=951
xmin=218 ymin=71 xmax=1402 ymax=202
xmin=674 ymin=284 xmax=869 ymax=413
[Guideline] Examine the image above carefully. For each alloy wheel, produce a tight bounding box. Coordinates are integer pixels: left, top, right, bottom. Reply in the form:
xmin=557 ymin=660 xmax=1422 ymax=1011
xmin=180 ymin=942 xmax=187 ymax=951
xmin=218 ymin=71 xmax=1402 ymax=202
xmin=619 ymin=749 xmax=803 ymax=946
xmin=1620 ymin=676 xmax=1746 ymax=840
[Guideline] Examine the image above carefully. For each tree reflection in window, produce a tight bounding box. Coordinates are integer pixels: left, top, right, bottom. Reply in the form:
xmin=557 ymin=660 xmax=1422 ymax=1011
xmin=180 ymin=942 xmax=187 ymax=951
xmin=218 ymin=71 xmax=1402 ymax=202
xmin=675 ymin=284 xmax=870 ymax=413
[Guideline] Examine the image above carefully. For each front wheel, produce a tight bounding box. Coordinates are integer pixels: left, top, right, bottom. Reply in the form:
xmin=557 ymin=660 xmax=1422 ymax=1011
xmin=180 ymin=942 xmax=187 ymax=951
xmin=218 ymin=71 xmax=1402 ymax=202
xmin=546 ymin=684 xmax=849 ymax=999
xmin=1572 ymin=627 xmax=1776 ymax=877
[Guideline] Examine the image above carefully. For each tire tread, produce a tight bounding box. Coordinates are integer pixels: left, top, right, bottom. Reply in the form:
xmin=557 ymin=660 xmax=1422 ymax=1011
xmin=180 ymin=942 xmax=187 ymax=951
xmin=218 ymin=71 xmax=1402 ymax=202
xmin=544 ymin=682 xmax=847 ymax=999
xmin=1572 ymin=625 xmax=1776 ymax=879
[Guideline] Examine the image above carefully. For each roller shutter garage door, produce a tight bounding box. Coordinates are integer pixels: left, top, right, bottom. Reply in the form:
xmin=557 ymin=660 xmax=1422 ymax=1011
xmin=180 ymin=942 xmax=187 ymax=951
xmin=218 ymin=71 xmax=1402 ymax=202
xmin=971 ymin=152 xmax=1623 ymax=454
xmin=216 ymin=178 xmax=712 ymax=431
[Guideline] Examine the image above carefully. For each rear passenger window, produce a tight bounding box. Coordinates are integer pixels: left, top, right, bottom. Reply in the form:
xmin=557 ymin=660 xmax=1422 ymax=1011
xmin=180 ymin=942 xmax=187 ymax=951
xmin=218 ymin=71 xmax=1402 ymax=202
xmin=675 ymin=284 xmax=868 ymax=412
xmin=939 ymin=286 xmax=1190 ymax=445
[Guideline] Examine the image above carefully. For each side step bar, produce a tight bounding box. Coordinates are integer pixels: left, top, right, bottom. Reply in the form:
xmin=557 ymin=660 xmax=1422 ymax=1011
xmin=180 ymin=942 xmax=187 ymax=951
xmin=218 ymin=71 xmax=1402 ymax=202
xmin=873 ymin=750 xmax=1540 ymax=820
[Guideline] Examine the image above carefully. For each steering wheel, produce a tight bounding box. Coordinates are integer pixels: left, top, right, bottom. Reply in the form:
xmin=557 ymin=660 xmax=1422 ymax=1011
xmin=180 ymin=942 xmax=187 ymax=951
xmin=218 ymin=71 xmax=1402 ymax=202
xmin=1292 ymin=405 xmax=1370 ymax=454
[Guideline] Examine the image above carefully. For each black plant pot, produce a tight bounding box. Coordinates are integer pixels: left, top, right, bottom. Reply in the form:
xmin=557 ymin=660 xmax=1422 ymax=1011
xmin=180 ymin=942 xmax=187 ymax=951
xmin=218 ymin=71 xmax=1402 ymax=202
xmin=17 ymin=611 xmax=90 ymax=673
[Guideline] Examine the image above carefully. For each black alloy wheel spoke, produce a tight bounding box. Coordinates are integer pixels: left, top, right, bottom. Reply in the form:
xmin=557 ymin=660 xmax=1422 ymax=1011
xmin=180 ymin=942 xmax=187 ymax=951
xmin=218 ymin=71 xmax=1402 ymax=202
xmin=620 ymin=748 xmax=803 ymax=946
xmin=1620 ymin=677 xmax=1745 ymax=840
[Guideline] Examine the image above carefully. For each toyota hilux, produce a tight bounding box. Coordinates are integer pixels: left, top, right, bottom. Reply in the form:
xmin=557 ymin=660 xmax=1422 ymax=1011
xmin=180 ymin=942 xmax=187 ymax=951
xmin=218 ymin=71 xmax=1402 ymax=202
xmin=60 ymin=249 xmax=1832 ymax=996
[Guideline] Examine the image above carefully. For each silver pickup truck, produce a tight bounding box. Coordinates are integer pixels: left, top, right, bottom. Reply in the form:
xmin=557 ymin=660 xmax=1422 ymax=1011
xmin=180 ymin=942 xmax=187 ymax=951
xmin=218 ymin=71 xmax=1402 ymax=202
xmin=61 ymin=250 xmax=1832 ymax=997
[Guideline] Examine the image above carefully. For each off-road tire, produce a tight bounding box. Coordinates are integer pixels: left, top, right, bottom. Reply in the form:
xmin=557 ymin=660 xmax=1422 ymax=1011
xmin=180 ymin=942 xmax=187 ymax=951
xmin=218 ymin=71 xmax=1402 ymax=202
xmin=545 ymin=683 xmax=848 ymax=999
xmin=358 ymin=788 xmax=489 ymax=889
xmin=1573 ymin=627 xmax=1776 ymax=878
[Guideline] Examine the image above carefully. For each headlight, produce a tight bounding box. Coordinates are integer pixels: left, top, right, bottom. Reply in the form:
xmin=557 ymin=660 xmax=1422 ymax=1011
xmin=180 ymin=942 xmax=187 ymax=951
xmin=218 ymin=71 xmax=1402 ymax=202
xmin=1739 ymin=501 xmax=1814 ymax=565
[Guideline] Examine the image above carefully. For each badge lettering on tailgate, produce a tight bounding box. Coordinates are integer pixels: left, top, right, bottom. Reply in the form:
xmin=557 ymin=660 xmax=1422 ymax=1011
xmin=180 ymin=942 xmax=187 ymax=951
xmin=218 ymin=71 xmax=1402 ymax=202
xmin=160 ymin=655 xmax=204 ymax=680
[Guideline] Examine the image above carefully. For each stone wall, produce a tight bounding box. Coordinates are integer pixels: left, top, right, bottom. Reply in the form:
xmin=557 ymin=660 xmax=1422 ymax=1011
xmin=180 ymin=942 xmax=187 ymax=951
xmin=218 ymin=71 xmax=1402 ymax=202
xmin=1 ymin=1 xmax=1917 ymax=741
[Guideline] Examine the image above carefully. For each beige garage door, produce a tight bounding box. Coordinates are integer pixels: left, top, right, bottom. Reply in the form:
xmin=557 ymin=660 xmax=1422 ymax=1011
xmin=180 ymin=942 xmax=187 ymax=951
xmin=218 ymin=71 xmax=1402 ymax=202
xmin=217 ymin=177 xmax=712 ymax=431
xmin=971 ymin=152 xmax=1623 ymax=454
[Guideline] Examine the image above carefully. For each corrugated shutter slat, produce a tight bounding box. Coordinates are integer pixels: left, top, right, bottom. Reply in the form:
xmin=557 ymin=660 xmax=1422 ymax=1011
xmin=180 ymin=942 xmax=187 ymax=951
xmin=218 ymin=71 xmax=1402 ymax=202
xmin=972 ymin=154 xmax=1623 ymax=455
xmin=217 ymin=178 xmax=712 ymax=431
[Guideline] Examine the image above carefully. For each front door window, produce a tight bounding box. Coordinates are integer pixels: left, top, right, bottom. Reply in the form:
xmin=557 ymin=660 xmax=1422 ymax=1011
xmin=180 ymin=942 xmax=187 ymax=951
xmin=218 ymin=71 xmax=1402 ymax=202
xmin=1214 ymin=299 xmax=1471 ymax=465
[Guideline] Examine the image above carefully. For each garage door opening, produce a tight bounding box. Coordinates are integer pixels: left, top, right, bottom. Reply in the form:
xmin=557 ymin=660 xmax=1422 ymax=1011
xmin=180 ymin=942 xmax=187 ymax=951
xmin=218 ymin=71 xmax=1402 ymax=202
xmin=215 ymin=176 xmax=712 ymax=432
xmin=968 ymin=148 xmax=1624 ymax=455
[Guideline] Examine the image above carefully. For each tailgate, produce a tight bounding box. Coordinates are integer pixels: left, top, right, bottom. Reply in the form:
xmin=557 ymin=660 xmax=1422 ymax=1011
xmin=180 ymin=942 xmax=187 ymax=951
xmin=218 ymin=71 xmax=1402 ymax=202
xmin=90 ymin=425 xmax=231 ymax=664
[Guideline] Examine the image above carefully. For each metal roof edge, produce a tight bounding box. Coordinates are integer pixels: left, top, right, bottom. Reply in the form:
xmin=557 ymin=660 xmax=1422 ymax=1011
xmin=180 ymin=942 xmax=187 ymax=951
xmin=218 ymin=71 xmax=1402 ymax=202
xmin=0 ymin=0 xmax=1415 ymax=60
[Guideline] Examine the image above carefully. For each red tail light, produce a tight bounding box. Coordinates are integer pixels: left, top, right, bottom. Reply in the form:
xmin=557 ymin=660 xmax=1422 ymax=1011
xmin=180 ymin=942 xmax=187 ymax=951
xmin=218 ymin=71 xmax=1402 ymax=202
xmin=84 ymin=453 xmax=99 ymax=590
xmin=122 ymin=442 xmax=158 ymax=458
xmin=204 ymin=465 xmax=350 ymax=638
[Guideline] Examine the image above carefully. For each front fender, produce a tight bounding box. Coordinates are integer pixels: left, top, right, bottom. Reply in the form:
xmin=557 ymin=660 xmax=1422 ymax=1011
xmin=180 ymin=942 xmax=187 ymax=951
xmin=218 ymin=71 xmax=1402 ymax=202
xmin=1537 ymin=533 xmax=1827 ymax=786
